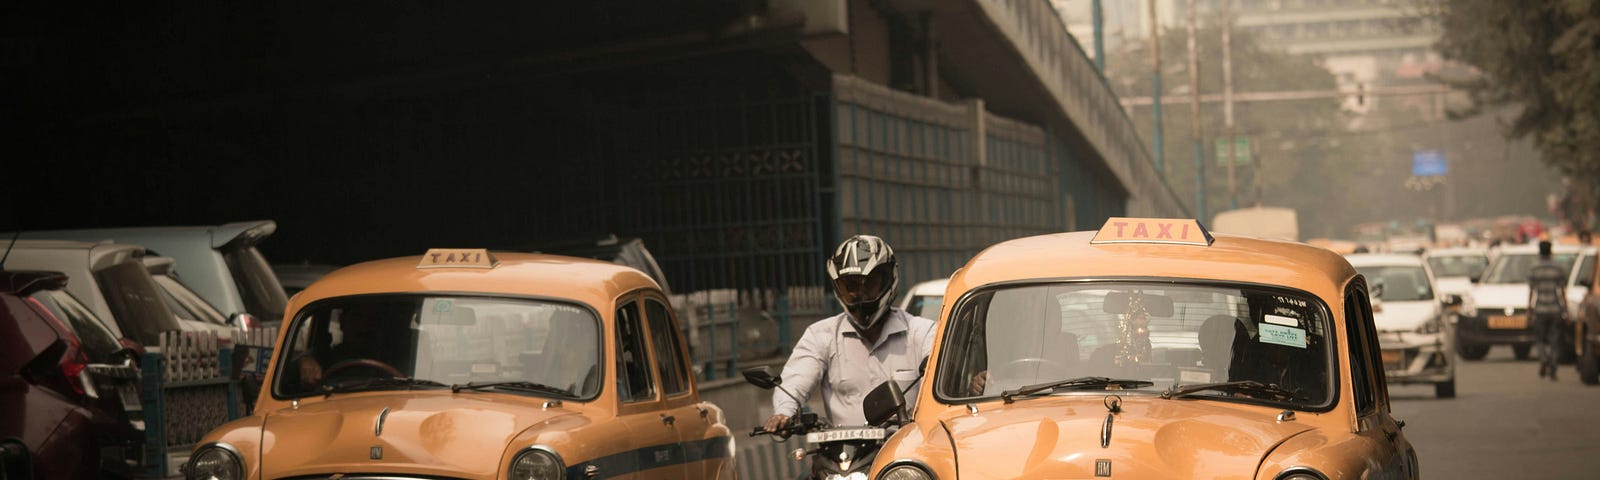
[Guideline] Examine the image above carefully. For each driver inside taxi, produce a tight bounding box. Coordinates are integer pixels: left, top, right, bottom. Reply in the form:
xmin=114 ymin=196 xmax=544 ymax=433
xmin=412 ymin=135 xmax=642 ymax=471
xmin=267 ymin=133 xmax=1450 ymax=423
xmin=298 ymin=305 xmax=387 ymax=386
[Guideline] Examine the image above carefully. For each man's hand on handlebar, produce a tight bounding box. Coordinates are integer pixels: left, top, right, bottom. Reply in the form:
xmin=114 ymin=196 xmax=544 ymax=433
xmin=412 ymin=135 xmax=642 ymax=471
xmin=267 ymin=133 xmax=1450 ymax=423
xmin=761 ymin=414 xmax=792 ymax=439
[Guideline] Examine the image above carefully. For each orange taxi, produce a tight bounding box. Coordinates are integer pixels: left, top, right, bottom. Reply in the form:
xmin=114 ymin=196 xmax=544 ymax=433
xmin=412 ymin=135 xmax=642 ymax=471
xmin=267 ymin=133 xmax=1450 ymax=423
xmin=866 ymin=219 xmax=1417 ymax=480
xmin=183 ymin=249 xmax=736 ymax=480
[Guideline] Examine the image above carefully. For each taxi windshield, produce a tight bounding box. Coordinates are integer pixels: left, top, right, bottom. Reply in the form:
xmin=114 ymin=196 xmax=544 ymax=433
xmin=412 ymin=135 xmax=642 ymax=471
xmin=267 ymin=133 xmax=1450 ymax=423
xmin=935 ymin=282 xmax=1333 ymax=409
xmin=1481 ymin=253 xmax=1577 ymax=285
xmin=274 ymin=295 xmax=601 ymax=399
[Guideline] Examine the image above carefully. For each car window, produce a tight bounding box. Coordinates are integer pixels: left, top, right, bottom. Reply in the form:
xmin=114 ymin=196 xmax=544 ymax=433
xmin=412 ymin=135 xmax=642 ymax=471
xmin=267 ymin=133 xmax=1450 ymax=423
xmin=615 ymin=299 xmax=656 ymax=403
xmin=1482 ymin=252 xmax=1579 ymax=284
xmin=153 ymin=274 xmax=227 ymax=324
xmin=644 ymin=298 xmax=690 ymax=396
xmin=272 ymin=295 xmax=601 ymax=399
xmin=906 ymin=295 xmax=943 ymax=319
xmin=223 ymin=246 xmax=289 ymax=321
xmin=1426 ymin=254 xmax=1488 ymax=278
xmin=31 ymin=289 xmax=123 ymax=362
xmin=935 ymin=281 xmax=1334 ymax=409
xmin=94 ymin=260 xmax=183 ymax=347
xmin=1354 ymin=266 xmax=1433 ymax=301
xmin=1345 ymin=288 xmax=1378 ymax=416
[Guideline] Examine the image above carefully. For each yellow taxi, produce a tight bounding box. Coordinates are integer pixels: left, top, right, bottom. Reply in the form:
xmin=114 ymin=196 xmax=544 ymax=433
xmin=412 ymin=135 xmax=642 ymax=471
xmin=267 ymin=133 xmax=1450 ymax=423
xmin=866 ymin=219 xmax=1417 ymax=480
xmin=183 ymin=249 xmax=736 ymax=480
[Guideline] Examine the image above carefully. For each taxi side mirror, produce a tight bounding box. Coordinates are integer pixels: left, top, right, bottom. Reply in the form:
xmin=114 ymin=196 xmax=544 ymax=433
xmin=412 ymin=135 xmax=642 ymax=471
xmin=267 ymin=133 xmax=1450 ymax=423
xmin=742 ymin=366 xmax=781 ymax=389
xmin=1441 ymin=294 xmax=1463 ymax=307
xmin=1468 ymin=275 xmax=1480 ymax=284
xmin=863 ymin=380 xmax=907 ymax=427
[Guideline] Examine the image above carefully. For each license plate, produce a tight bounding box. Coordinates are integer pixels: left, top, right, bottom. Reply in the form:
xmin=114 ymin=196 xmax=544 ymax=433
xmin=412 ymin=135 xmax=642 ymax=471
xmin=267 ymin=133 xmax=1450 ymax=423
xmin=1381 ymin=350 xmax=1404 ymax=370
xmin=1488 ymin=315 xmax=1527 ymax=329
xmin=806 ymin=428 xmax=886 ymax=443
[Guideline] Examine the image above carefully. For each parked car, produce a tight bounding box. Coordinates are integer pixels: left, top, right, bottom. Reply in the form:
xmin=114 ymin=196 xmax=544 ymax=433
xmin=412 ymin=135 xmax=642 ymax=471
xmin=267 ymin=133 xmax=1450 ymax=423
xmin=1422 ymin=246 xmax=1490 ymax=297
xmin=519 ymin=234 xmax=673 ymax=294
xmin=18 ymin=220 xmax=290 ymax=324
xmin=270 ymin=263 xmax=341 ymax=298
xmin=143 ymin=256 xmax=254 ymax=333
xmin=1346 ymin=253 xmax=1456 ymax=398
xmin=1 ymin=270 xmax=144 ymax=479
xmin=1576 ymin=257 xmax=1600 ymax=384
xmin=1456 ymin=243 xmax=1584 ymax=360
xmin=183 ymin=249 xmax=735 ymax=480
xmin=2 ymin=240 xmax=187 ymax=348
xmin=867 ymin=218 xmax=1416 ymax=480
xmin=897 ymin=277 xmax=948 ymax=319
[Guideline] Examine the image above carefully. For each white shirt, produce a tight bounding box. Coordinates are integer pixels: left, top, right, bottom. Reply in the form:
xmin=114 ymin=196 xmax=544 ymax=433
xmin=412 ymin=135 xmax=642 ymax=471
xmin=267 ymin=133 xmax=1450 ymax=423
xmin=772 ymin=309 xmax=936 ymax=426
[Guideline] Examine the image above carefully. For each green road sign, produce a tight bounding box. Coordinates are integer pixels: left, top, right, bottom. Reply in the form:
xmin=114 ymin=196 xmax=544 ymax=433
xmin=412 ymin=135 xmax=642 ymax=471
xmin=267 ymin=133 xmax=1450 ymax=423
xmin=1214 ymin=137 xmax=1251 ymax=166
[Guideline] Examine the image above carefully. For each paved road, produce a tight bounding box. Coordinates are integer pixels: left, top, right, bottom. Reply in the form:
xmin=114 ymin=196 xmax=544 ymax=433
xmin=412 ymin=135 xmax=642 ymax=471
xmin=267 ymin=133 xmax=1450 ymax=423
xmin=1389 ymin=347 xmax=1600 ymax=478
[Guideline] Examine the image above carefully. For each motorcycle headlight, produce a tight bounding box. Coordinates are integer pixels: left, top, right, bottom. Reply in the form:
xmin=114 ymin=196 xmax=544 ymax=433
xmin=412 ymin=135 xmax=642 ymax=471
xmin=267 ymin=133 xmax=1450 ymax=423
xmin=509 ymin=446 xmax=565 ymax=480
xmin=186 ymin=443 xmax=243 ymax=480
xmin=879 ymin=464 xmax=935 ymax=480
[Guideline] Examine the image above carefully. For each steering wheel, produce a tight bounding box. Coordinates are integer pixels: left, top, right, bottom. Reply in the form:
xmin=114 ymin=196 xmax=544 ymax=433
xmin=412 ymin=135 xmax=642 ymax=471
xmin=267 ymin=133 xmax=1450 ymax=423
xmin=323 ymin=358 xmax=405 ymax=379
xmin=995 ymin=357 xmax=1071 ymax=382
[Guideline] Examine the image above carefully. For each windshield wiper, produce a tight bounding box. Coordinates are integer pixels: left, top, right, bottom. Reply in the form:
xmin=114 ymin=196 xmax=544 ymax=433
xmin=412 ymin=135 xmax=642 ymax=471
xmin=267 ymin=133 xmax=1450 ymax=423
xmin=321 ymin=377 xmax=448 ymax=397
xmin=450 ymin=381 xmax=574 ymax=397
xmin=1160 ymin=380 xmax=1301 ymax=402
xmin=1000 ymin=376 xmax=1155 ymax=404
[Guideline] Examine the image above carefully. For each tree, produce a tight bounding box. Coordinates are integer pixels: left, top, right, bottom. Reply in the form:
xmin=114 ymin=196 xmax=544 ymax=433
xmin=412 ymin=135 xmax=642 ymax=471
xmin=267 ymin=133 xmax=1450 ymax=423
xmin=1425 ymin=0 xmax=1600 ymax=178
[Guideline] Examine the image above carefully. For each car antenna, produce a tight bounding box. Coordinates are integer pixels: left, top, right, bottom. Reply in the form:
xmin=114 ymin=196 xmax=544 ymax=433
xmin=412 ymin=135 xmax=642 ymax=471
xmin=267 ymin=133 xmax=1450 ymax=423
xmin=0 ymin=231 xmax=21 ymax=270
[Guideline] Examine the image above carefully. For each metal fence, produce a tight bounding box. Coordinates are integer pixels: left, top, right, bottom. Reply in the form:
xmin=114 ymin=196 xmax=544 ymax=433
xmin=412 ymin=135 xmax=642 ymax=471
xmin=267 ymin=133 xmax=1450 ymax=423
xmin=139 ymin=330 xmax=245 ymax=478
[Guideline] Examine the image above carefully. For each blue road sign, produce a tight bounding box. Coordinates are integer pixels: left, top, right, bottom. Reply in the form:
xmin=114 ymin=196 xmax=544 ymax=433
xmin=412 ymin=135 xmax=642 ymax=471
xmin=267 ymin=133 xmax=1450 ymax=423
xmin=1413 ymin=149 xmax=1447 ymax=176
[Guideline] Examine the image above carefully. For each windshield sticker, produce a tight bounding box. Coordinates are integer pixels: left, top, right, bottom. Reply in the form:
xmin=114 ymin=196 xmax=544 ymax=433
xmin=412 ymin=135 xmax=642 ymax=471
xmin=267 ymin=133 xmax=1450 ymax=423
xmin=433 ymin=300 xmax=453 ymax=313
xmin=1263 ymin=314 xmax=1300 ymax=326
xmin=1259 ymin=323 xmax=1308 ymax=348
xmin=1179 ymin=369 xmax=1213 ymax=384
xmin=471 ymin=363 xmax=498 ymax=374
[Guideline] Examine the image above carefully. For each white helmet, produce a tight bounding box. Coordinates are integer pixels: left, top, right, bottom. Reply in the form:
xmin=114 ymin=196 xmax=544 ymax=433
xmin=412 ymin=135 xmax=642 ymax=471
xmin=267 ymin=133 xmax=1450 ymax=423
xmin=827 ymin=235 xmax=899 ymax=332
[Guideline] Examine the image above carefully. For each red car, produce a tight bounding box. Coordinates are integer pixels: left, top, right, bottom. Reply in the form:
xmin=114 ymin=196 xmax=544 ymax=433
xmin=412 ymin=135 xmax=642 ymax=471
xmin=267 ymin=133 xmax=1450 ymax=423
xmin=1 ymin=270 xmax=144 ymax=479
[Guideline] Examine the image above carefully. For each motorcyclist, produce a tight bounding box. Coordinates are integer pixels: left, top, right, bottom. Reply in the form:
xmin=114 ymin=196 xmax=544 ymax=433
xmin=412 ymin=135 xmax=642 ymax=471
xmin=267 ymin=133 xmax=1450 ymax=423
xmin=763 ymin=235 xmax=936 ymax=434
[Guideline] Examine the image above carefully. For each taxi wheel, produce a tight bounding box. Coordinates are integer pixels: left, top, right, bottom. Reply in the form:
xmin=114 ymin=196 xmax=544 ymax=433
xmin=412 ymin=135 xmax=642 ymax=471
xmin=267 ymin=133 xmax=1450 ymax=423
xmin=1579 ymin=345 xmax=1600 ymax=386
xmin=1434 ymin=377 xmax=1456 ymax=398
xmin=1458 ymin=344 xmax=1490 ymax=361
xmin=1512 ymin=344 xmax=1532 ymax=360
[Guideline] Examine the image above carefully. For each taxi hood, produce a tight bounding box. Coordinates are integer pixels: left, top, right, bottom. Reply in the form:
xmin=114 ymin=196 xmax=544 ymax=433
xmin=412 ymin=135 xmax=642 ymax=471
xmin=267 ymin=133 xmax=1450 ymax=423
xmin=1467 ymin=284 xmax=1528 ymax=308
xmin=260 ymin=392 xmax=584 ymax=478
xmin=940 ymin=396 xmax=1314 ymax=480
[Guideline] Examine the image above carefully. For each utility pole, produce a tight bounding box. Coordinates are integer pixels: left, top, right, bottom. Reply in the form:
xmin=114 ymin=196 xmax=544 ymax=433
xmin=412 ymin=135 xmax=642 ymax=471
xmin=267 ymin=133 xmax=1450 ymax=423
xmin=1092 ymin=0 xmax=1106 ymax=71
xmin=1148 ymin=0 xmax=1164 ymax=173
xmin=1222 ymin=0 xmax=1237 ymax=210
xmin=1187 ymin=0 xmax=1205 ymax=221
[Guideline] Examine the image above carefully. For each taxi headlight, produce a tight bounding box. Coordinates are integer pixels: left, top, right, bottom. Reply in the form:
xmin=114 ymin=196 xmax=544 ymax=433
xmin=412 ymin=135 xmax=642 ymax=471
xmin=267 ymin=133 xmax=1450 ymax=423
xmin=1275 ymin=467 xmax=1328 ymax=480
xmin=509 ymin=446 xmax=565 ymax=480
xmin=186 ymin=443 xmax=243 ymax=480
xmin=878 ymin=464 xmax=935 ymax=480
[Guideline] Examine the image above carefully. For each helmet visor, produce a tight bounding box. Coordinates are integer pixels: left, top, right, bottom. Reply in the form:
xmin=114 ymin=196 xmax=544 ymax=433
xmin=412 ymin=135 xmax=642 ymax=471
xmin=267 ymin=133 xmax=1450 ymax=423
xmin=834 ymin=269 xmax=891 ymax=306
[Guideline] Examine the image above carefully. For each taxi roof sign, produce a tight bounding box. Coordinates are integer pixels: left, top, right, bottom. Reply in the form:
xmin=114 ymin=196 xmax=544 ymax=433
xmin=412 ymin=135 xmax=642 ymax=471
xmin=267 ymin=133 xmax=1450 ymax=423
xmin=418 ymin=248 xmax=499 ymax=269
xmin=1090 ymin=217 xmax=1214 ymax=246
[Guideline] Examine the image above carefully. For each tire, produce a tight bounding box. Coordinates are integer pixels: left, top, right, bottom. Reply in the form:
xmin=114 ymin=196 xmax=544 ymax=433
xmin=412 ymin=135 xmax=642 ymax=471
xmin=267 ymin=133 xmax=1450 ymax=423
xmin=1512 ymin=344 xmax=1532 ymax=360
xmin=1435 ymin=377 xmax=1457 ymax=398
xmin=1458 ymin=343 xmax=1490 ymax=360
xmin=1580 ymin=345 xmax=1600 ymax=386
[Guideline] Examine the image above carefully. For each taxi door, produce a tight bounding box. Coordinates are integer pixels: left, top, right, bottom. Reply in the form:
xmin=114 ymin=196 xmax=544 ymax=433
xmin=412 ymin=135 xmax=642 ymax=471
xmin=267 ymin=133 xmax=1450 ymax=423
xmin=615 ymin=297 xmax=689 ymax=480
xmin=641 ymin=296 xmax=723 ymax=479
xmin=1344 ymin=286 xmax=1418 ymax=480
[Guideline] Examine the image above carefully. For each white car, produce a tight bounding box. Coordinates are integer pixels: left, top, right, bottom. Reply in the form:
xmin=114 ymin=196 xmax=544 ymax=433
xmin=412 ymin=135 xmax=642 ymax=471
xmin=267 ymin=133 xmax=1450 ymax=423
xmin=1457 ymin=243 xmax=1585 ymax=360
xmin=1423 ymin=246 xmax=1490 ymax=298
xmin=1347 ymin=253 xmax=1456 ymax=398
xmin=897 ymin=278 xmax=948 ymax=319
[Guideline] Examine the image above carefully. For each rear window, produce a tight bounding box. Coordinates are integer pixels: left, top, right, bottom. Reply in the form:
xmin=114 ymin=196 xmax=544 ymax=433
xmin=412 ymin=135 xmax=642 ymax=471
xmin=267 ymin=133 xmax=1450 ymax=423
xmin=31 ymin=289 xmax=123 ymax=362
xmin=95 ymin=260 xmax=182 ymax=346
xmin=224 ymin=246 xmax=288 ymax=321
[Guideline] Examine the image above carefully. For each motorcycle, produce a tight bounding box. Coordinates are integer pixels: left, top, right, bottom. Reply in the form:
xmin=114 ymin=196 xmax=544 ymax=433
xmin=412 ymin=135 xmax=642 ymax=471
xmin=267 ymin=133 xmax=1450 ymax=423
xmin=743 ymin=367 xmax=912 ymax=480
